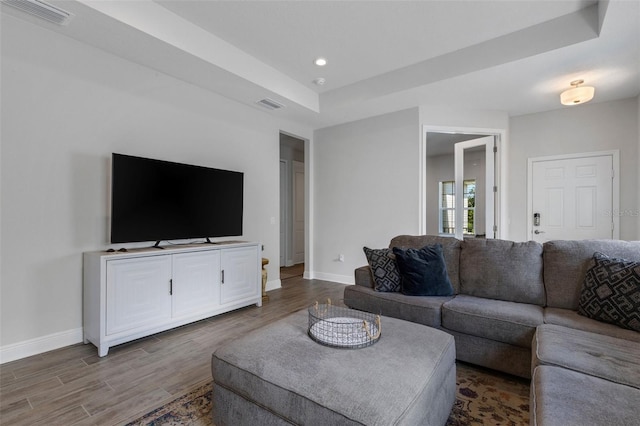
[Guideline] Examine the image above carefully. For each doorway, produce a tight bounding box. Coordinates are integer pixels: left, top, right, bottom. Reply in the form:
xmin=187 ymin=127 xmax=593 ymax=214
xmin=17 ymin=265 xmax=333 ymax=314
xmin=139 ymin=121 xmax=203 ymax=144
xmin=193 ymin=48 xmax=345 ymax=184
xmin=279 ymin=133 xmax=306 ymax=278
xmin=423 ymin=127 xmax=503 ymax=239
xmin=527 ymin=151 xmax=619 ymax=242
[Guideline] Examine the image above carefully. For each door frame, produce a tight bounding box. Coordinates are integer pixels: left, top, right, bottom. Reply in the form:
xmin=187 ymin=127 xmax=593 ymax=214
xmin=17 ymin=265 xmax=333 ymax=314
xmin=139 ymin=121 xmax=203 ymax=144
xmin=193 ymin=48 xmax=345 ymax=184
xmin=421 ymin=125 xmax=507 ymax=239
xmin=526 ymin=150 xmax=620 ymax=240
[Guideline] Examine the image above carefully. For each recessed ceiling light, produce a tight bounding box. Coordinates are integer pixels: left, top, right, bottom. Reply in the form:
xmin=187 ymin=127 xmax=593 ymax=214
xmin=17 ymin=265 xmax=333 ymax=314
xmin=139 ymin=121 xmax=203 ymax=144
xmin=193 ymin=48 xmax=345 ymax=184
xmin=314 ymin=57 xmax=327 ymax=67
xmin=313 ymin=78 xmax=326 ymax=86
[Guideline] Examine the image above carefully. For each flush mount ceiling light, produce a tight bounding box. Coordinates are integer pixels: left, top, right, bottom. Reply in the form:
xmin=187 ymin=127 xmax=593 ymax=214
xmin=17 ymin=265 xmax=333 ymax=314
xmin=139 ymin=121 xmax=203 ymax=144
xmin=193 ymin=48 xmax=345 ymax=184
xmin=560 ymin=79 xmax=595 ymax=106
xmin=314 ymin=57 xmax=327 ymax=67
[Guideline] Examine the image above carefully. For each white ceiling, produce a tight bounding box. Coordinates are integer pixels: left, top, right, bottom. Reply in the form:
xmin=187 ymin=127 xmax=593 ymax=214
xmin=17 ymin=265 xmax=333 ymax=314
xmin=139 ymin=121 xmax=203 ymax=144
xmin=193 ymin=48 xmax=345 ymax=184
xmin=3 ymin=0 xmax=639 ymax=129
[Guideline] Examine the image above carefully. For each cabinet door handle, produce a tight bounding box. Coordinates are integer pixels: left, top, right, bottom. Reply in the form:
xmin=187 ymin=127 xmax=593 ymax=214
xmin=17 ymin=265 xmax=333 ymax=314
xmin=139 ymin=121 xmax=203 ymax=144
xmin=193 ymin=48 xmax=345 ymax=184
xmin=170 ymin=278 xmax=173 ymax=295
xmin=221 ymin=270 xmax=225 ymax=284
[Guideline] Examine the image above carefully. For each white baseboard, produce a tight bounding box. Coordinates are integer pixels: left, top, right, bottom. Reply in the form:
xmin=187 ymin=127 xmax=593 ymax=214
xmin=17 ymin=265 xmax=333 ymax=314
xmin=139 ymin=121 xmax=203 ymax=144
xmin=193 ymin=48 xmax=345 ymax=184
xmin=0 ymin=328 xmax=84 ymax=364
xmin=265 ymin=279 xmax=282 ymax=292
xmin=308 ymin=271 xmax=354 ymax=285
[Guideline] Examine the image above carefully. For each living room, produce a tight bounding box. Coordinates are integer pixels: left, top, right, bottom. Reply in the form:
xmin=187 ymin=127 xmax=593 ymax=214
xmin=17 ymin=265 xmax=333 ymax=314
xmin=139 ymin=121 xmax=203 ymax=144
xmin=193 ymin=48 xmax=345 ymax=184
xmin=1 ymin=0 xmax=639 ymax=424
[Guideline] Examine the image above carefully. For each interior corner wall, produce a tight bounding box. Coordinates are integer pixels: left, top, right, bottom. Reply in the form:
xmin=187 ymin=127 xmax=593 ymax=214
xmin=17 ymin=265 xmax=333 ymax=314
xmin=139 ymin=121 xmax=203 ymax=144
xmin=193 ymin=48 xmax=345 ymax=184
xmin=509 ymin=97 xmax=639 ymax=242
xmin=312 ymin=108 xmax=420 ymax=283
xmin=0 ymin=14 xmax=311 ymax=359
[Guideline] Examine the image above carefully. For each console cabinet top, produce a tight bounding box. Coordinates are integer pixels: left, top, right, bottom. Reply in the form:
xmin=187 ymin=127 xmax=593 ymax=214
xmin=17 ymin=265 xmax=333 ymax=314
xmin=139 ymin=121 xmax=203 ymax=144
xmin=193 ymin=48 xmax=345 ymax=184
xmin=84 ymin=241 xmax=259 ymax=260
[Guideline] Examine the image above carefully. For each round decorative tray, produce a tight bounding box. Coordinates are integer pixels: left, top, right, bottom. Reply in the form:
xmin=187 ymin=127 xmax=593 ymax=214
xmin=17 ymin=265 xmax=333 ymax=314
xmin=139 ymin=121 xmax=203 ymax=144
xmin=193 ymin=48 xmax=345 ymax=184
xmin=308 ymin=300 xmax=381 ymax=349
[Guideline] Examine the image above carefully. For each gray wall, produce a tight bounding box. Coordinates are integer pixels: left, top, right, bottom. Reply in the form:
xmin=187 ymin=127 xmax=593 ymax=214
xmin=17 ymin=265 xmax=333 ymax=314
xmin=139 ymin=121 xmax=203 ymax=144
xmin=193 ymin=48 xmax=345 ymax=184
xmin=0 ymin=14 xmax=312 ymax=353
xmin=508 ymin=97 xmax=639 ymax=241
xmin=312 ymin=108 xmax=420 ymax=283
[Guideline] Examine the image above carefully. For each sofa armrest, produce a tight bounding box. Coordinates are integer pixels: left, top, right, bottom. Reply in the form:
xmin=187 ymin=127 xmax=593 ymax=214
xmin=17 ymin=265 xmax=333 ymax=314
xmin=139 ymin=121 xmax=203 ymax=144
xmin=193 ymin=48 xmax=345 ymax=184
xmin=354 ymin=266 xmax=375 ymax=289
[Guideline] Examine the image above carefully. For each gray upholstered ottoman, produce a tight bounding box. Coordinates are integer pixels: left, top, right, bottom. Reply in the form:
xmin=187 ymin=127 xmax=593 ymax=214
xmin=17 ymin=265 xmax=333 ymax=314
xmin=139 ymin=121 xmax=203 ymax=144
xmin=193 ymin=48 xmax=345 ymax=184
xmin=212 ymin=309 xmax=456 ymax=426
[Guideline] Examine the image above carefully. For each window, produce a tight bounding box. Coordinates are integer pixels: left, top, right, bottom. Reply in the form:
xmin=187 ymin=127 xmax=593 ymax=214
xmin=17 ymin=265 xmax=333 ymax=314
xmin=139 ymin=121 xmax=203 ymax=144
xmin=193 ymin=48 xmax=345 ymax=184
xmin=438 ymin=180 xmax=476 ymax=236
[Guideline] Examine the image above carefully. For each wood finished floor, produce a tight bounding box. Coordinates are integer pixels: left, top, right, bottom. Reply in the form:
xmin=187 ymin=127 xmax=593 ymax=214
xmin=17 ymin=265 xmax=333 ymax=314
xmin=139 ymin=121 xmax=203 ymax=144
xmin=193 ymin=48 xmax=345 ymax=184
xmin=0 ymin=278 xmax=347 ymax=426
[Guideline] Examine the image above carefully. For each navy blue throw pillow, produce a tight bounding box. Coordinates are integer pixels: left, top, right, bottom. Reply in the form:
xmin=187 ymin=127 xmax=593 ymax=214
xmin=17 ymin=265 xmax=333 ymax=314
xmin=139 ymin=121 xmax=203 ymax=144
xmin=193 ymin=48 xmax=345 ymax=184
xmin=392 ymin=244 xmax=454 ymax=296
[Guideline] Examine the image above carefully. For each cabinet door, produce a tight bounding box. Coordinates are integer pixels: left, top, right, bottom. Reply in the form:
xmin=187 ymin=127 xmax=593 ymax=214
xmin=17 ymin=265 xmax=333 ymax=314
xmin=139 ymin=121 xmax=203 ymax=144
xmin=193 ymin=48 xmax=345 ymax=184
xmin=220 ymin=246 xmax=259 ymax=304
xmin=106 ymin=256 xmax=172 ymax=336
xmin=172 ymin=250 xmax=221 ymax=318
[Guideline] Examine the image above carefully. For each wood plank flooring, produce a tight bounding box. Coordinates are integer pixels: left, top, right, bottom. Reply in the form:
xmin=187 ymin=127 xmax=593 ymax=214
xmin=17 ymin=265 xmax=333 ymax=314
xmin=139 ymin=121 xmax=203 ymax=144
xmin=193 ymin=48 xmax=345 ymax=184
xmin=0 ymin=278 xmax=347 ymax=425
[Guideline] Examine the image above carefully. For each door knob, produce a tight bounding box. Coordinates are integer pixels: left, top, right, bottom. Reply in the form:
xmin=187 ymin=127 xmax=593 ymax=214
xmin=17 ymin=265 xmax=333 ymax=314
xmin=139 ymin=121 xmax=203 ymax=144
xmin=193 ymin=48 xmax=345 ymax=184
xmin=534 ymin=230 xmax=545 ymax=234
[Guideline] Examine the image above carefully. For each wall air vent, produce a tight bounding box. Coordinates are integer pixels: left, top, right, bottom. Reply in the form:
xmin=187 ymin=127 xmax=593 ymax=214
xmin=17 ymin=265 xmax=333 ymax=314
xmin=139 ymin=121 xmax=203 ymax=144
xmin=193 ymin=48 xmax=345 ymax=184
xmin=256 ymin=98 xmax=285 ymax=110
xmin=4 ymin=0 xmax=74 ymax=26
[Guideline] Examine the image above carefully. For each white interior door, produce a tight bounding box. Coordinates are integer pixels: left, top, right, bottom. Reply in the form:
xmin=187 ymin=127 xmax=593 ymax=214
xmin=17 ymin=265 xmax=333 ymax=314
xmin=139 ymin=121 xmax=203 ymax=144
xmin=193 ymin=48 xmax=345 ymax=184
xmin=292 ymin=161 xmax=305 ymax=265
xmin=529 ymin=153 xmax=616 ymax=243
xmin=453 ymin=136 xmax=495 ymax=240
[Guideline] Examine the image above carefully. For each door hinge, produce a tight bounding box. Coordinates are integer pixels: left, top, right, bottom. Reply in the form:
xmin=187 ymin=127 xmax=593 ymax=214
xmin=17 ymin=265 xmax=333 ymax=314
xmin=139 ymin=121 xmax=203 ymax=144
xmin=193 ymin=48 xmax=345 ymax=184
xmin=169 ymin=278 xmax=173 ymax=295
xmin=493 ymin=146 xmax=497 ymax=153
xmin=221 ymin=270 xmax=225 ymax=284
xmin=493 ymin=225 xmax=498 ymax=232
xmin=611 ymin=169 xmax=615 ymax=178
xmin=493 ymin=186 xmax=498 ymax=193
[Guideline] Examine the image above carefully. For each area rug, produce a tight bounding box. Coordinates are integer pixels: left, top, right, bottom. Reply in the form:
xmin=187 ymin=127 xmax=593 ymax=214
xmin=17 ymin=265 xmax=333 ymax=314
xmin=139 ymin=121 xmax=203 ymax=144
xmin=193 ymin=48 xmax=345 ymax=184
xmin=124 ymin=362 xmax=529 ymax=425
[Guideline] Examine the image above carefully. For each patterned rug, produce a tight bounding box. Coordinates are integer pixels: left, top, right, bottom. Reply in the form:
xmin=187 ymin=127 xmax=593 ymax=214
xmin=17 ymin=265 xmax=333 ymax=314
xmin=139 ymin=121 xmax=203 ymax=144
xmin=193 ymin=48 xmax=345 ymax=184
xmin=125 ymin=362 xmax=529 ymax=425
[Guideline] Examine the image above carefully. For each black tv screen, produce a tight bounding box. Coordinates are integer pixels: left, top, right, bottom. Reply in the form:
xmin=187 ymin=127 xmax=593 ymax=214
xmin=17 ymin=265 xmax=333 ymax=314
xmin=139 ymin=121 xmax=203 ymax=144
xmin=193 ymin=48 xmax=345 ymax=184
xmin=110 ymin=153 xmax=243 ymax=244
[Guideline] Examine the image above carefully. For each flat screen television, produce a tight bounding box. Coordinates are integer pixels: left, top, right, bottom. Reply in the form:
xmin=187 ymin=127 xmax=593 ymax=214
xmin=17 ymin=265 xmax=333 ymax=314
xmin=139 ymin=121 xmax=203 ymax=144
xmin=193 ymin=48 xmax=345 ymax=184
xmin=110 ymin=153 xmax=243 ymax=244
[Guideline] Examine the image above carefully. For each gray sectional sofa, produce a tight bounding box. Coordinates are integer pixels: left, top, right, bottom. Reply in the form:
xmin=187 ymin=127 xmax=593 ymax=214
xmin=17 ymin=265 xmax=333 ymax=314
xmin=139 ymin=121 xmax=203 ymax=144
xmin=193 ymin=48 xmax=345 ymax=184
xmin=344 ymin=235 xmax=640 ymax=426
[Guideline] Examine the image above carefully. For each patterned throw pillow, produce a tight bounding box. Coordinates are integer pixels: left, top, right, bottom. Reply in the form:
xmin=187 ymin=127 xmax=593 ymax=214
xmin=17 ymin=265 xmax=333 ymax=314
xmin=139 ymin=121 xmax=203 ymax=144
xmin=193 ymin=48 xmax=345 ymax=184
xmin=363 ymin=247 xmax=401 ymax=292
xmin=577 ymin=252 xmax=640 ymax=332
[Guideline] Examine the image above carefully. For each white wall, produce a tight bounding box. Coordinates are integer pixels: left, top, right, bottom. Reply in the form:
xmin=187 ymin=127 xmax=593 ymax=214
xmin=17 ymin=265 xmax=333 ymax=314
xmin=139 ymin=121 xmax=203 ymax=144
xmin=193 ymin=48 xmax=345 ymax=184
xmin=312 ymin=108 xmax=420 ymax=283
xmin=0 ymin=14 xmax=311 ymax=359
xmin=509 ymin=98 xmax=639 ymax=241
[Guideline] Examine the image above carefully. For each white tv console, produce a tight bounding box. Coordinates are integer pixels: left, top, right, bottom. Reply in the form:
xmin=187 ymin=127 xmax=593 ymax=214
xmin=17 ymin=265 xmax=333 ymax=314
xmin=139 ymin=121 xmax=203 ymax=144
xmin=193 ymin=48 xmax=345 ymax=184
xmin=83 ymin=241 xmax=261 ymax=357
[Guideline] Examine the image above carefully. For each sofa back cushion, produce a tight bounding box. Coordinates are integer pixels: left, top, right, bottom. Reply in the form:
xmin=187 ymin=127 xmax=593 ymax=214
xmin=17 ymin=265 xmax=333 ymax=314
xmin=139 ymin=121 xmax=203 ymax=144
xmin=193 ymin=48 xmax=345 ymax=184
xmin=389 ymin=235 xmax=461 ymax=293
xmin=543 ymin=239 xmax=640 ymax=310
xmin=459 ymin=239 xmax=545 ymax=306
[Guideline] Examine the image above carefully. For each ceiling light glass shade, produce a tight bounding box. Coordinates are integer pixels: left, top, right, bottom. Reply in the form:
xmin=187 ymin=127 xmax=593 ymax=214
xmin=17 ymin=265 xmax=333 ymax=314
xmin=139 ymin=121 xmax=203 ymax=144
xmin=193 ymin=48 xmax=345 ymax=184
xmin=560 ymin=85 xmax=595 ymax=105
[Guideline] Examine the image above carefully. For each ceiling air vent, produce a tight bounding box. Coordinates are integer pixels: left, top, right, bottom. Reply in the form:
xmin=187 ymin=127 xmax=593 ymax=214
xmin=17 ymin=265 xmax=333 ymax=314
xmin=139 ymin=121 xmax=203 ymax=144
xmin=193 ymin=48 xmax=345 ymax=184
xmin=4 ymin=0 xmax=74 ymax=26
xmin=256 ymin=98 xmax=285 ymax=111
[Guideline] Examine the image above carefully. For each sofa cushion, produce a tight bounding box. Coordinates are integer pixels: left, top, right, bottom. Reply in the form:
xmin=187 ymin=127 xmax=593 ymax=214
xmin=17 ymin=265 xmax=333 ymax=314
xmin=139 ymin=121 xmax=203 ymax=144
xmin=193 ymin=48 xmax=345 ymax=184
xmin=577 ymin=252 xmax=640 ymax=332
xmin=533 ymin=324 xmax=640 ymax=389
xmin=354 ymin=265 xmax=375 ymax=289
xmin=544 ymin=307 xmax=640 ymax=343
xmin=442 ymin=295 xmax=543 ymax=348
xmin=390 ymin=235 xmax=461 ymax=293
xmin=459 ymin=239 xmax=545 ymax=305
xmin=445 ymin=329 xmax=532 ymax=379
xmin=393 ymin=244 xmax=454 ymax=296
xmin=343 ymin=284 xmax=451 ymax=328
xmin=531 ymin=365 xmax=640 ymax=426
xmin=363 ymin=247 xmax=401 ymax=292
xmin=543 ymin=239 xmax=640 ymax=310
